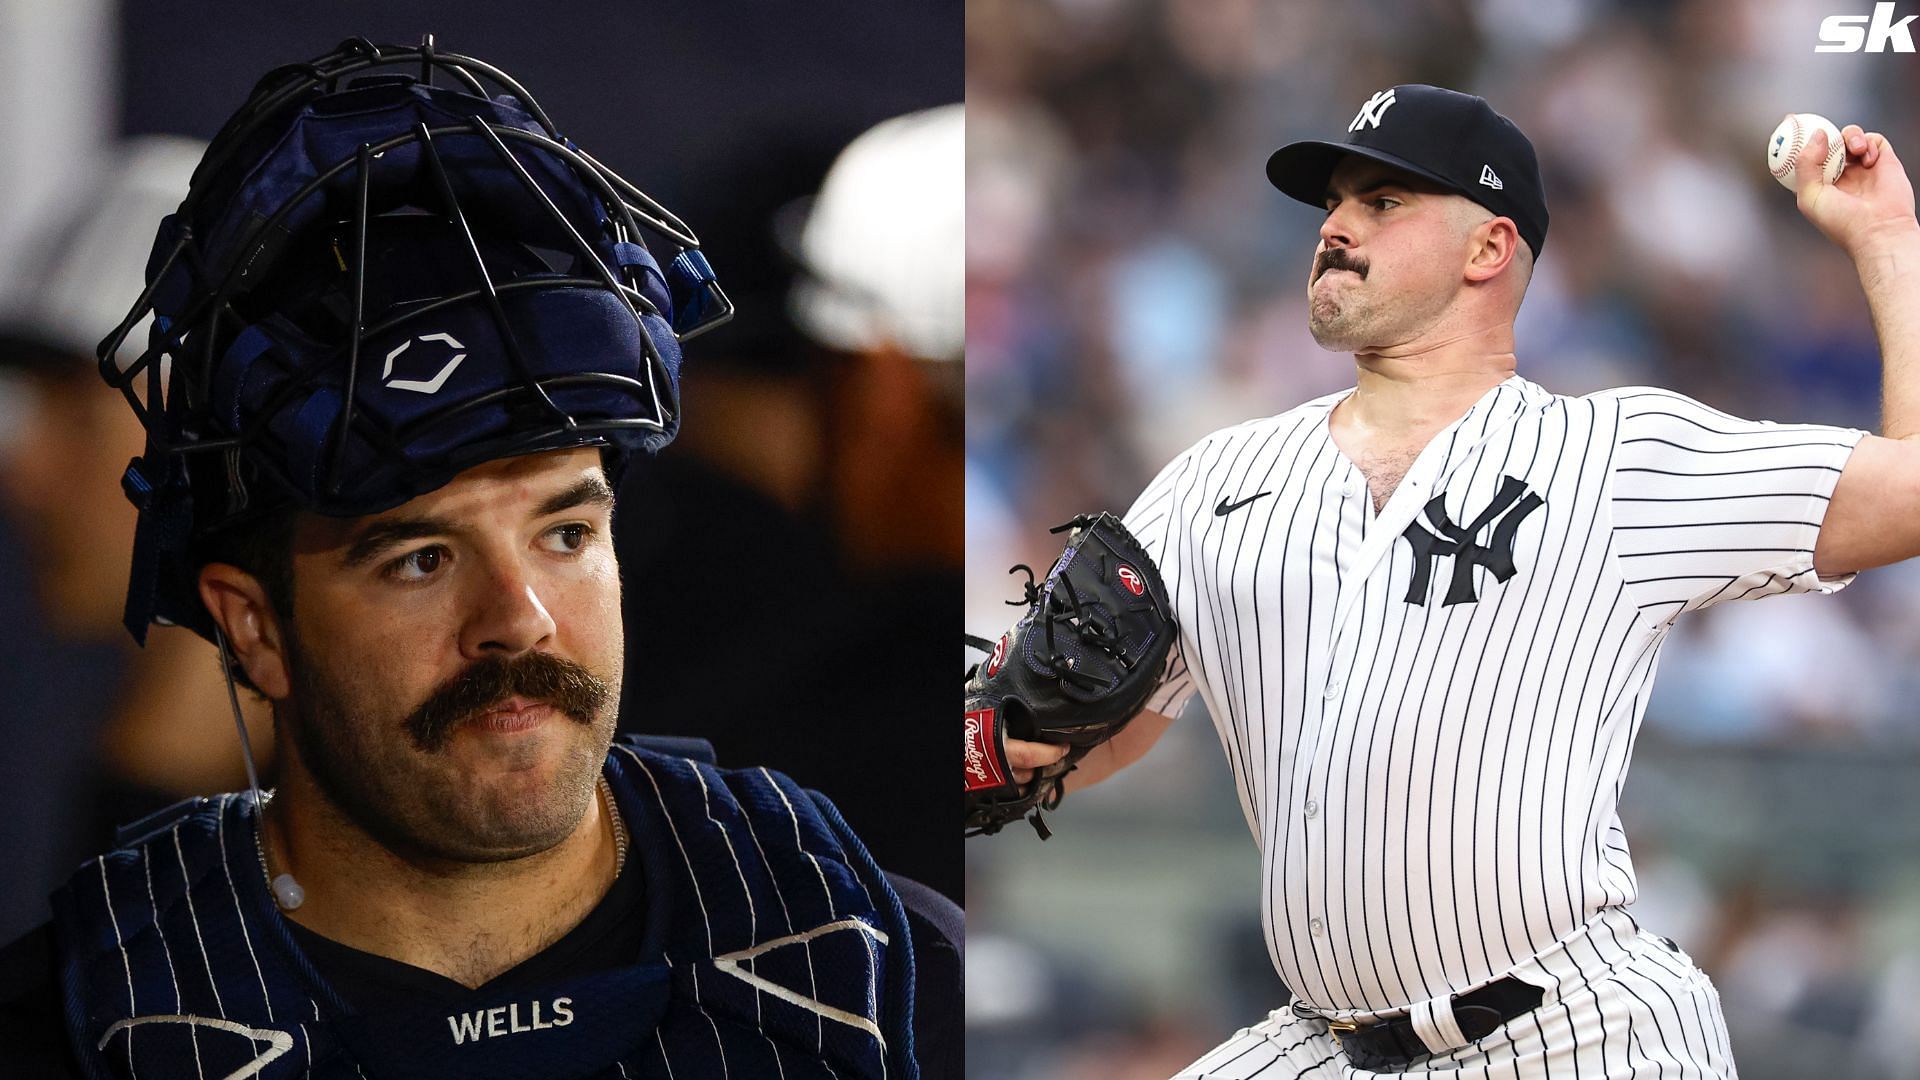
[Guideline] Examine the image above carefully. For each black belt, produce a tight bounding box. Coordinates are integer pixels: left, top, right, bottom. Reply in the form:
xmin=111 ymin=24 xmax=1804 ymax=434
xmin=1327 ymin=977 xmax=1544 ymax=1069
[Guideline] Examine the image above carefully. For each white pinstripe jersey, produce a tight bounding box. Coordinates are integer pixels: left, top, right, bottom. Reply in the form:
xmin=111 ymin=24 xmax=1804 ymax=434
xmin=1123 ymin=374 xmax=1863 ymax=1016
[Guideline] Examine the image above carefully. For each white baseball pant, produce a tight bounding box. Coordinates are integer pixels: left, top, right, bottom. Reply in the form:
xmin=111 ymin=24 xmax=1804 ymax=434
xmin=1173 ymin=929 xmax=1736 ymax=1078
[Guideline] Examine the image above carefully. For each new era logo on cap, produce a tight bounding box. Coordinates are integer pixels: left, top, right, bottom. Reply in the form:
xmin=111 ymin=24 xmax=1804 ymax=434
xmin=1265 ymin=84 xmax=1549 ymax=258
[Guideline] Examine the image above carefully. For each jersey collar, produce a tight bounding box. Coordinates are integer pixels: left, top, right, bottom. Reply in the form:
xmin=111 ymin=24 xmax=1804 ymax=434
xmin=1328 ymin=374 xmax=1544 ymax=633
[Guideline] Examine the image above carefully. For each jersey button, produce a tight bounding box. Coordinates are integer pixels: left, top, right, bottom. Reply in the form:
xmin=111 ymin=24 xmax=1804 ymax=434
xmin=1342 ymin=480 xmax=1359 ymax=498
xmin=1322 ymin=680 xmax=1341 ymax=700
xmin=1304 ymin=799 xmax=1320 ymax=818
xmin=1309 ymin=918 xmax=1325 ymax=937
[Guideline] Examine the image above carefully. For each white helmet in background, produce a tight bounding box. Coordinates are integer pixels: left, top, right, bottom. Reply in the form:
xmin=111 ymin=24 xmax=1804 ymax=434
xmin=791 ymin=104 xmax=963 ymax=364
xmin=0 ymin=136 xmax=206 ymax=368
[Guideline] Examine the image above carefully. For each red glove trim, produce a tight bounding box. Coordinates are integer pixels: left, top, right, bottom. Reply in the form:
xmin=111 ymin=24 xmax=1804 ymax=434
xmin=964 ymin=706 xmax=1009 ymax=792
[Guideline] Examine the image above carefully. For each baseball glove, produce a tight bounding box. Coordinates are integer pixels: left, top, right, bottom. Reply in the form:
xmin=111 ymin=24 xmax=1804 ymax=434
xmin=964 ymin=512 xmax=1176 ymax=838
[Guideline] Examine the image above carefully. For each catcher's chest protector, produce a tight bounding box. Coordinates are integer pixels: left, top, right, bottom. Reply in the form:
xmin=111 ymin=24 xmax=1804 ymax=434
xmin=52 ymin=742 xmax=916 ymax=1079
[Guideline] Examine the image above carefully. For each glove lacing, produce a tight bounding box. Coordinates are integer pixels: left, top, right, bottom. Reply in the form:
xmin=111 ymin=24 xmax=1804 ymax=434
xmin=1005 ymin=556 xmax=1129 ymax=694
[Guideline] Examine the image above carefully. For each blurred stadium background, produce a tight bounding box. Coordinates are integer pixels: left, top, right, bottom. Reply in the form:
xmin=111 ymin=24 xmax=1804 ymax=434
xmin=0 ymin=0 xmax=961 ymax=948
xmin=966 ymin=0 xmax=1920 ymax=1076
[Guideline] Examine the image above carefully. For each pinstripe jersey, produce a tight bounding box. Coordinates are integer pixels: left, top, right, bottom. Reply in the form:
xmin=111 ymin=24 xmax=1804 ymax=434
xmin=1124 ymin=374 xmax=1862 ymax=1018
xmin=51 ymin=740 xmax=916 ymax=1078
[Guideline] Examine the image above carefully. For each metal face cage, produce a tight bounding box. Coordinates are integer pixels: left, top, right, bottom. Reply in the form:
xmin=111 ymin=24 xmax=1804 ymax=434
xmin=99 ymin=36 xmax=733 ymax=642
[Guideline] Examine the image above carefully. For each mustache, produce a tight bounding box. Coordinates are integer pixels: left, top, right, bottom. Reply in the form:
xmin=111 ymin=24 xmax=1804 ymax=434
xmin=1314 ymin=249 xmax=1369 ymax=282
xmin=406 ymin=652 xmax=612 ymax=753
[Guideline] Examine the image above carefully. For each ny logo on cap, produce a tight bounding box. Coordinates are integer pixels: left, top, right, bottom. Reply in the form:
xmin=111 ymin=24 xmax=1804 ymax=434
xmin=1348 ymin=89 xmax=1398 ymax=132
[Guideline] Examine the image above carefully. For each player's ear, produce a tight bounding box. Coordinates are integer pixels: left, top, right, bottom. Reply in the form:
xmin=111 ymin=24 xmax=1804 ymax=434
xmin=1463 ymin=216 xmax=1520 ymax=284
xmin=198 ymin=563 xmax=293 ymax=700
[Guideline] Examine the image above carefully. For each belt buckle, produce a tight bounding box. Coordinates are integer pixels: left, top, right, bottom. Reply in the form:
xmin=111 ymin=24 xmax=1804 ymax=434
xmin=1327 ymin=1017 xmax=1360 ymax=1035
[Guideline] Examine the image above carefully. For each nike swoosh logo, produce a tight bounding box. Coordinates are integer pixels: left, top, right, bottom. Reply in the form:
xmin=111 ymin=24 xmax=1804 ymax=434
xmin=1215 ymin=492 xmax=1272 ymax=516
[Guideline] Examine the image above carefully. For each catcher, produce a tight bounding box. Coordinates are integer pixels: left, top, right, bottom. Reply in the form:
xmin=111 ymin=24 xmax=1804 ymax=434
xmin=0 ymin=39 xmax=957 ymax=1079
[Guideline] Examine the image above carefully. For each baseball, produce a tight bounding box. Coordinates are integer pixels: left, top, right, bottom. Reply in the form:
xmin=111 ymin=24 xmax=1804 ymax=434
xmin=1768 ymin=112 xmax=1846 ymax=192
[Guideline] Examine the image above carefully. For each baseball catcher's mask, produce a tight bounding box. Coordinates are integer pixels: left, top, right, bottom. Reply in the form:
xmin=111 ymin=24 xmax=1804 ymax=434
xmin=99 ymin=37 xmax=732 ymax=645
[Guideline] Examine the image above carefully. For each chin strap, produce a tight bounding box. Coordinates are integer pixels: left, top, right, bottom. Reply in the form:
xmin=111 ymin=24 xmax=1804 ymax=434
xmin=120 ymin=452 xmax=197 ymax=645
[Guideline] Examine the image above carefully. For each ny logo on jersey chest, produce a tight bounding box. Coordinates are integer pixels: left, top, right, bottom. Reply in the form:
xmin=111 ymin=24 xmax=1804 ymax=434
xmin=1401 ymin=475 xmax=1544 ymax=606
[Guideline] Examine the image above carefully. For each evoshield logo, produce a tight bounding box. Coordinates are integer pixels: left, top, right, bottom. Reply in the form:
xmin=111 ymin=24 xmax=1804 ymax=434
xmin=1818 ymin=2 xmax=1917 ymax=51
xmin=384 ymin=332 xmax=468 ymax=394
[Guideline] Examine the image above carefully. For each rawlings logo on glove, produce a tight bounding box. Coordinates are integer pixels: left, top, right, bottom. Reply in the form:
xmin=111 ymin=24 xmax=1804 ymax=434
xmin=964 ymin=512 xmax=1176 ymax=838
xmin=964 ymin=708 xmax=1007 ymax=790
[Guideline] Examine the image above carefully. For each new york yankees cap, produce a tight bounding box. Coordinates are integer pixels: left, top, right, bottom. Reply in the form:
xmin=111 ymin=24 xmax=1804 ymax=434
xmin=1266 ymin=84 xmax=1548 ymax=258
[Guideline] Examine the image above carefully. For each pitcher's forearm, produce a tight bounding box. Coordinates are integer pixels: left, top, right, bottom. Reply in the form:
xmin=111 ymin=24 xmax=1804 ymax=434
xmin=1857 ymin=226 xmax=1920 ymax=438
xmin=1061 ymin=708 xmax=1175 ymax=792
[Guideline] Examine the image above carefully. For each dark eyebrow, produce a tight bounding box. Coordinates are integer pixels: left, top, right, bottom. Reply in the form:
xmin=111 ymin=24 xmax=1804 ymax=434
xmin=339 ymin=474 xmax=616 ymax=570
xmin=534 ymin=474 xmax=616 ymax=518
xmin=1324 ymin=177 xmax=1408 ymax=205
xmin=341 ymin=516 xmax=460 ymax=569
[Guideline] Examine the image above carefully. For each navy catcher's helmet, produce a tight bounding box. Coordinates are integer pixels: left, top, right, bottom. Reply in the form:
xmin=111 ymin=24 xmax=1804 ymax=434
xmin=99 ymin=37 xmax=731 ymax=645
